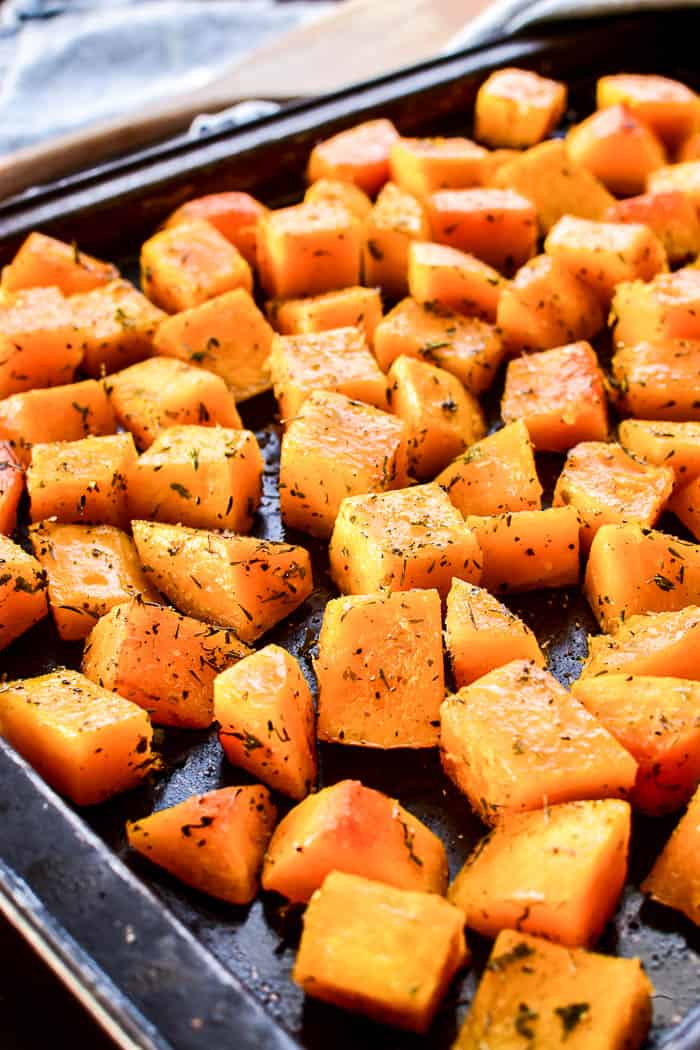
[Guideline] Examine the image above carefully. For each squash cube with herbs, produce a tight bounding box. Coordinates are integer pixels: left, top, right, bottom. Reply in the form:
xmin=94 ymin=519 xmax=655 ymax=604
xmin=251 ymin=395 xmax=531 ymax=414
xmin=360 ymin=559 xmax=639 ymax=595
xmin=68 ymin=279 xmax=166 ymax=377
xmin=0 ymin=535 xmax=48 ymax=651
xmin=566 ymin=104 xmax=666 ymax=196
xmin=0 ymin=287 xmax=82 ymax=398
xmin=619 ymin=419 xmax=700 ymax=483
xmin=427 ymin=188 xmax=537 ymax=274
xmin=466 ymin=506 xmax=580 ymax=594
xmin=1 ymin=232 xmax=118 ymax=296
xmin=389 ymin=135 xmax=487 ymax=197
xmin=0 ymin=379 xmax=116 ymax=466
xmin=268 ymin=286 xmax=382 ymax=344
xmin=580 ymin=606 xmax=700 ymax=682
xmin=306 ymin=118 xmax=399 ymax=195
xmin=605 ymin=190 xmax=700 ymax=265
xmin=610 ymin=340 xmax=700 ymax=422
xmin=611 ymin=268 xmax=700 ymax=349
xmin=407 ymin=241 xmax=504 ymax=322
xmin=475 ymin=68 xmax=567 ymax=148
xmin=304 ymin=179 xmax=373 ymax=220
xmin=164 ymin=190 xmax=268 ymax=267
xmin=642 ymin=784 xmax=700 ymax=926
xmin=363 ymin=182 xmax=430 ymax=299
xmin=648 ymin=160 xmax=700 ymax=210
xmin=597 ymin=73 xmax=700 ymax=149
xmin=0 ymin=443 xmax=23 ymax=536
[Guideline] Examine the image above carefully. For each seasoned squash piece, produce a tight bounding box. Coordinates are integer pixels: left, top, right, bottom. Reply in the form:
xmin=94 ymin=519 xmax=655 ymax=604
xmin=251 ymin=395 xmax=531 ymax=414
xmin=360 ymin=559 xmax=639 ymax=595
xmin=389 ymin=136 xmax=487 ymax=196
xmin=427 ymin=188 xmax=537 ymax=274
xmin=131 ymin=521 xmax=312 ymax=644
xmin=363 ymin=182 xmax=430 ymax=298
xmin=0 ymin=287 xmax=81 ymax=398
xmin=475 ymin=68 xmax=567 ymax=148
xmin=407 ymin=242 xmax=503 ymax=321
xmin=440 ymin=660 xmax=638 ymax=823
xmin=455 ymin=929 xmax=652 ymax=1050
xmin=501 ymin=342 xmax=608 ymax=453
xmin=0 ymin=379 xmax=116 ymax=466
xmin=315 ymin=589 xmax=443 ymax=748
xmin=306 ymin=118 xmax=399 ymax=195
xmin=610 ymin=340 xmax=700 ymax=421
xmin=128 ymin=425 xmax=262 ymax=533
xmin=329 ymin=483 xmax=482 ymax=597
xmin=581 ymin=606 xmax=700 ymax=681
xmin=567 ymin=104 xmax=666 ymax=195
xmin=669 ymin=473 xmax=700 ymax=539
xmin=280 ymin=391 xmax=407 ymax=539
xmin=140 ymin=220 xmax=252 ymax=313
xmin=107 ymin=356 xmax=241 ymax=450
xmin=304 ymin=178 xmax=373 ymax=219
xmin=598 ymin=73 xmax=700 ymax=149
xmin=27 ymin=433 xmax=137 ymax=528
xmin=0 ymin=669 xmax=152 ymax=806
xmin=605 ymin=190 xmax=700 ymax=265
xmin=215 ymin=646 xmax=316 ymax=799
xmin=83 ymin=598 xmax=251 ymax=730
xmin=612 ymin=268 xmax=700 ymax=348
xmin=373 ymin=298 xmax=503 ymax=394
xmin=0 ymin=443 xmax=23 ymax=536
xmin=449 ymin=799 xmax=630 ymax=947
xmin=152 ymin=288 xmax=274 ymax=403
xmin=642 ymin=785 xmax=700 ymax=925
xmin=127 ymin=786 xmax=276 ymax=905
xmin=648 ymin=160 xmax=700 ymax=209
xmin=1 ymin=232 xmax=118 ymax=296
xmin=573 ymin=675 xmax=700 ymax=816
xmin=466 ymin=507 xmax=580 ymax=594
xmin=445 ymin=579 xmax=544 ymax=687
xmin=68 ymin=279 xmax=166 ymax=377
xmin=267 ymin=286 xmax=382 ymax=344
xmin=262 ymin=779 xmax=447 ymax=902
xmin=164 ymin=191 xmax=267 ymax=266
xmin=619 ymin=419 xmax=700 ymax=482
xmin=553 ymin=441 xmax=674 ymax=551
xmin=0 ymin=535 xmax=47 ymax=650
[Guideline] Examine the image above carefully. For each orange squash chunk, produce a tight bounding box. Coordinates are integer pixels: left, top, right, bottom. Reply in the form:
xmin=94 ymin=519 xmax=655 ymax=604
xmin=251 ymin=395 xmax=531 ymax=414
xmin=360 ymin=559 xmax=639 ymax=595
xmin=214 ymin=645 xmax=316 ymax=800
xmin=280 ymin=391 xmax=407 ymax=539
xmin=642 ymin=784 xmax=700 ymax=926
xmin=553 ymin=441 xmax=674 ymax=551
xmin=330 ymin=483 xmax=481 ymax=597
xmin=363 ymin=182 xmax=430 ymax=299
xmin=455 ymin=929 xmax=652 ymax=1050
xmin=0 ymin=287 xmax=81 ymax=398
xmin=83 ymin=598 xmax=251 ymax=730
xmin=0 ymin=669 xmax=153 ymax=806
xmin=1 ymin=232 xmax=118 ymax=296
xmin=581 ymin=606 xmax=700 ymax=681
xmin=466 ymin=507 xmax=580 ymax=595
xmin=0 ymin=535 xmax=48 ymax=650
xmin=267 ymin=286 xmax=382 ymax=344
xmin=304 ymin=178 xmax=372 ymax=219
xmin=0 ymin=443 xmax=23 ymax=536
xmin=152 ymin=288 xmax=274 ymax=403
xmin=389 ymin=136 xmax=487 ymax=196
xmin=140 ymin=220 xmax=252 ymax=313
xmin=293 ymin=871 xmax=467 ymax=1035
xmin=445 ymin=579 xmax=544 ymax=687
xmin=610 ymin=340 xmax=700 ymax=421
xmin=573 ymin=675 xmax=700 ymax=816
xmin=68 ymin=279 xmax=166 ymax=377
xmin=306 ymin=118 xmax=399 ymax=195
xmin=449 ymin=799 xmax=630 ymax=946
xmin=407 ymin=242 xmax=503 ymax=322
xmin=386 ymin=355 xmax=486 ymax=479
xmin=315 ymin=589 xmax=443 ymax=748
xmin=605 ymin=190 xmax=700 ymax=265
xmin=373 ymin=297 xmax=503 ymax=394
xmin=497 ymin=254 xmax=606 ymax=354
xmin=612 ymin=268 xmax=700 ymax=348
xmin=268 ymin=327 xmax=388 ymax=421
xmin=262 ymin=779 xmax=447 ymax=902
xmin=128 ymin=425 xmax=262 ymax=533
xmin=0 ymin=379 xmax=116 ymax=466
xmin=127 ymin=786 xmax=276 ymax=905
xmin=501 ymin=341 xmax=608 ymax=453
xmin=475 ymin=68 xmax=567 ymax=148
xmin=669 ymin=473 xmax=700 ymax=539
xmin=619 ymin=419 xmax=700 ymax=483
xmin=648 ymin=160 xmax=700 ymax=210
xmin=27 ymin=433 xmax=137 ymax=528
xmin=440 ymin=660 xmax=637 ymax=823
xmin=479 ymin=148 xmax=521 ymax=186
xmin=164 ymin=191 xmax=267 ymax=266
xmin=567 ymin=104 xmax=666 ymax=195
xmin=598 ymin=73 xmax=700 ymax=149
xmin=436 ymin=420 xmax=542 ymax=517
xmin=131 ymin=520 xmax=312 ymax=644
xmin=107 ymin=356 xmax=241 ymax=450
xmin=427 ymin=188 xmax=537 ymax=274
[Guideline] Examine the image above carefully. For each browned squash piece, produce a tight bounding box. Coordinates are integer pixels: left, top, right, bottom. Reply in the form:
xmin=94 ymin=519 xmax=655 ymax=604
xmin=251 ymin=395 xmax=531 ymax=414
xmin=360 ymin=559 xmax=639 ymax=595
xmin=567 ymin=104 xmax=666 ymax=195
xmin=619 ymin=419 xmax=700 ymax=483
xmin=580 ymin=606 xmax=700 ymax=681
xmin=128 ymin=425 xmax=263 ymax=533
xmin=611 ymin=268 xmax=700 ymax=348
xmin=1 ymin=232 xmax=118 ymax=295
xmin=0 ymin=668 xmax=153 ymax=805
xmin=68 ymin=279 xmax=166 ymax=376
xmin=214 ymin=645 xmax=316 ymax=800
xmin=597 ymin=73 xmax=700 ymax=149
xmin=164 ymin=191 xmax=268 ymax=266
xmin=315 ymin=588 xmax=443 ymax=748
xmin=0 ymin=287 xmax=82 ymax=398
xmin=0 ymin=379 xmax=116 ymax=466
xmin=363 ymin=182 xmax=430 ymax=299
xmin=427 ymin=187 xmax=537 ymax=274
xmin=0 ymin=535 xmax=47 ymax=650
xmin=306 ymin=118 xmax=399 ymax=195
xmin=610 ymin=340 xmax=700 ymax=421
xmin=642 ymin=785 xmax=700 ymax=925
xmin=440 ymin=660 xmax=638 ymax=823
xmin=303 ymin=179 xmax=373 ymax=220
xmin=465 ymin=507 xmax=580 ymax=595
xmin=131 ymin=520 xmax=312 ymax=644
xmin=449 ymin=800 xmax=630 ymax=947
xmin=267 ymin=286 xmax=382 ymax=345
xmin=475 ymin=68 xmax=567 ymax=148
xmin=407 ymin=242 xmax=503 ymax=322
xmin=648 ymin=160 xmax=700 ymax=210
xmin=0 ymin=443 xmax=23 ymax=536
xmin=605 ymin=191 xmax=700 ymax=265
xmin=127 ymin=786 xmax=276 ymax=904
xmin=389 ymin=136 xmax=487 ymax=197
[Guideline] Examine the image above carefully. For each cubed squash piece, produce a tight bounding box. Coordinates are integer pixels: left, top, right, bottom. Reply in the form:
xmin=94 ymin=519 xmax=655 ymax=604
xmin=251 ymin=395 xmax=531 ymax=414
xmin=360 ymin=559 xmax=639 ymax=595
xmin=214 ymin=645 xmax=316 ymax=800
xmin=501 ymin=341 xmax=608 ymax=453
xmin=267 ymin=286 xmax=382 ymax=345
xmin=363 ymin=182 xmax=430 ymax=299
xmin=465 ymin=507 xmax=580 ymax=595
xmin=597 ymin=73 xmax=700 ymax=149
xmin=262 ymin=779 xmax=447 ymax=902
xmin=445 ymin=579 xmax=544 ymax=687
xmin=1 ymin=233 xmax=118 ymax=295
xmin=642 ymin=785 xmax=700 ymax=926
xmin=427 ymin=188 xmax=537 ymax=274
xmin=567 ymin=104 xmax=666 ymax=195
xmin=29 ymin=521 xmax=157 ymax=641
xmin=670 ymin=473 xmax=700 ymax=539
xmin=304 ymin=179 xmax=373 ymax=220
xmin=82 ymin=598 xmax=251 ymax=730
xmin=440 ymin=660 xmax=638 ymax=823
xmin=131 ymin=521 xmax=312 ymax=644
xmin=611 ymin=268 xmax=700 ymax=348
xmin=580 ymin=606 xmax=700 ymax=681
xmin=0 ymin=287 xmax=81 ymax=398
xmin=279 ymin=391 xmax=407 ymax=539
xmin=407 ymin=241 xmax=504 ymax=321
xmin=315 ymin=589 xmax=444 ymax=748
xmin=27 ymin=433 xmax=137 ymax=528
xmin=0 ymin=669 xmax=153 ymax=806
xmin=605 ymin=190 xmax=700 ymax=265
xmin=648 ymin=160 xmax=700 ymax=210
xmin=164 ymin=191 xmax=268 ymax=266
xmin=127 ymin=786 xmax=276 ymax=905
xmin=449 ymin=799 xmax=630 ymax=946
xmin=140 ymin=220 xmax=252 ymax=313
xmin=619 ymin=419 xmax=700 ymax=483
xmin=68 ymin=279 xmax=166 ymax=377
xmin=475 ymin=68 xmax=567 ymax=148
xmin=389 ymin=136 xmax=487 ymax=196
xmin=152 ymin=288 xmax=274 ymax=403
xmin=306 ymin=118 xmax=399 ymax=195
xmin=0 ymin=443 xmax=23 ymax=536
xmin=0 ymin=379 xmax=116 ymax=466
xmin=127 ymin=426 xmax=263 ymax=533
xmin=0 ymin=535 xmax=48 ymax=650
xmin=610 ymin=340 xmax=700 ymax=421
xmin=329 ymin=483 xmax=482 ymax=598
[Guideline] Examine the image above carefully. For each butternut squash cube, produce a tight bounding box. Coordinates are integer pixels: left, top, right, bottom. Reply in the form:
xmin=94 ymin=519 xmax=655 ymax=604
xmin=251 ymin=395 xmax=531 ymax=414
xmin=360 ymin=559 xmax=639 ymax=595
xmin=597 ymin=73 xmax=700 ymax=149
xmin=605 ymin=190 xmax=700 ymax=265
xmin=1 ymin=232 xmax=118 ymax=296
xmin=567 ymin=104 xmax=666 ymax=195
xmin=304 ymin=178 xmax=373 ymax=220
xmin=619 ymin=419 xmax=700 ymax=483
xmin=475 ymin=68 xmax=567 ymax=148
xmin=315 ymin=588 xmax=444 ymax=748
xmin=363 ymin=182 xmax=430 ymax=298
xmin=407 ymin=241 xmax=504 ymax=321
xmin=68 ymin=279 xmax=166 ymax=377
xmin=0 ymin=287 xmax=81 ymax=398
xmin=164 ymin=191 xmax=268 ymax=267
xmin=669 ymin=473 xmax=700 ymax=539
xmin=0 ymin=535 xmax=47 ymax=650
xmin=642 ymin=784 xmax=700 ymax=926
xmin=306 ymin=118 xmax=399 ymax=195
xmin=0 ymin=379 xmax=116 ymax=466
xmin=612 ymin=268 xmax=700 ymax=348
xmin=610 ymin=340 xmax=700 ymax=421
xmin=580 ymin=606 xmax=700 ymax=681
xmin=466 ymin=507 xmax=580 ymax=595
xmin=0 ymin=443 xmax=23 ymax=536
xmin=648 ymin=160 xmax=700 ymax=209
xmin=427 ymin=188 xmax=537 ymax=274
xmin=267 ymin=286 xmax=382 ymax=344
xmin=389 ymin=136 xmax=487 ymax=197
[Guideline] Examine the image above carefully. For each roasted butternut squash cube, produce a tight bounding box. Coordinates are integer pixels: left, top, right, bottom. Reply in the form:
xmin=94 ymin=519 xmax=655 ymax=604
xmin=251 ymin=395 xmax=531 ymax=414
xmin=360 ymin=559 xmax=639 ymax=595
xmin=449 ymin=799 xmax=630 ymax=947
xmin=389 ymin=136 xmax=487 ymax=197
xmin=304 ymin=178 xmax=373 ymax=220
xmin=279 ymin=391 xmax=407 ymax=539
xmin=440 ymin=660 xmax=638 ymax=823
xmin=127 ymin=785 xmax=276 ymax=905
xmin=27 ymin=433 xmax=137 ymax=528
xmin=605 ymin=190 xmax=700 ymax=265
xmin=363 ymin=182 xmax=430 ymax=298
xmin=1 ymin=232 xmax=118 ymax=296
xmin=152 ymin=288 xmax=274 ymax=403
xmin=140 ymin=220 xmax=252 ymax=313
xmin=610 ymin=339 xmax=700 ymax=421
xmin=475 ymin=68 xmax=567 ymax=148
xmin=580 ymin=606 xmax=700 ymax=681
xmin=83 ymin=598 xmax=251 ymax=730
xmin=315 ymin=588 xmax=443 ymax=748
xmin=0 ymin=379 xmax=116 ymax=466
xmin=262 ymin=779 xmax=447 ymax=902
xmin=0 ymin=668 xmax=153 ymax=806
xmin=427 ymin=188 xmax=537 ymax=274
xmin=214 ymin=645 xmax=316 ymax=800
xmin=68 ymin=279 xmax=166 ymax=377
xmin=612 ymin=268 xmax=700 ymax=348
xmin=642 ymin=785 xmax=700 ymax=926
xmin=0 ymin=287 xmax=81 ymax=398
xmin=0 ymin=535 xmax=47 ymax=650
xmin=597 ymin=73 xmax=700 ymax=149
xmin=648 ymin=160 xmax=700 ymax=209
xmin=407 ymin=241 xmax=503 ymax=321
xmin=669 ymin=473 xmax=700 ymax=539
xmin=131 ymin=521 xmax=312 ymax=644
xmin=0 ymin=443 xmax=23 ymax=536
xmin=306 ymin=118 xmax=399 ymax=195
xmin=619 ymin=419 xmax=700 ymax=483
xmin=466 ymin=507 xmax=580 ymax=595
xmin=164 ymin=191 xmax=268 ymax=267
xmin=267 ymin=286 xmax=382 ymax=344
xmin=567 ymin=104 xmax=667 ymax=196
